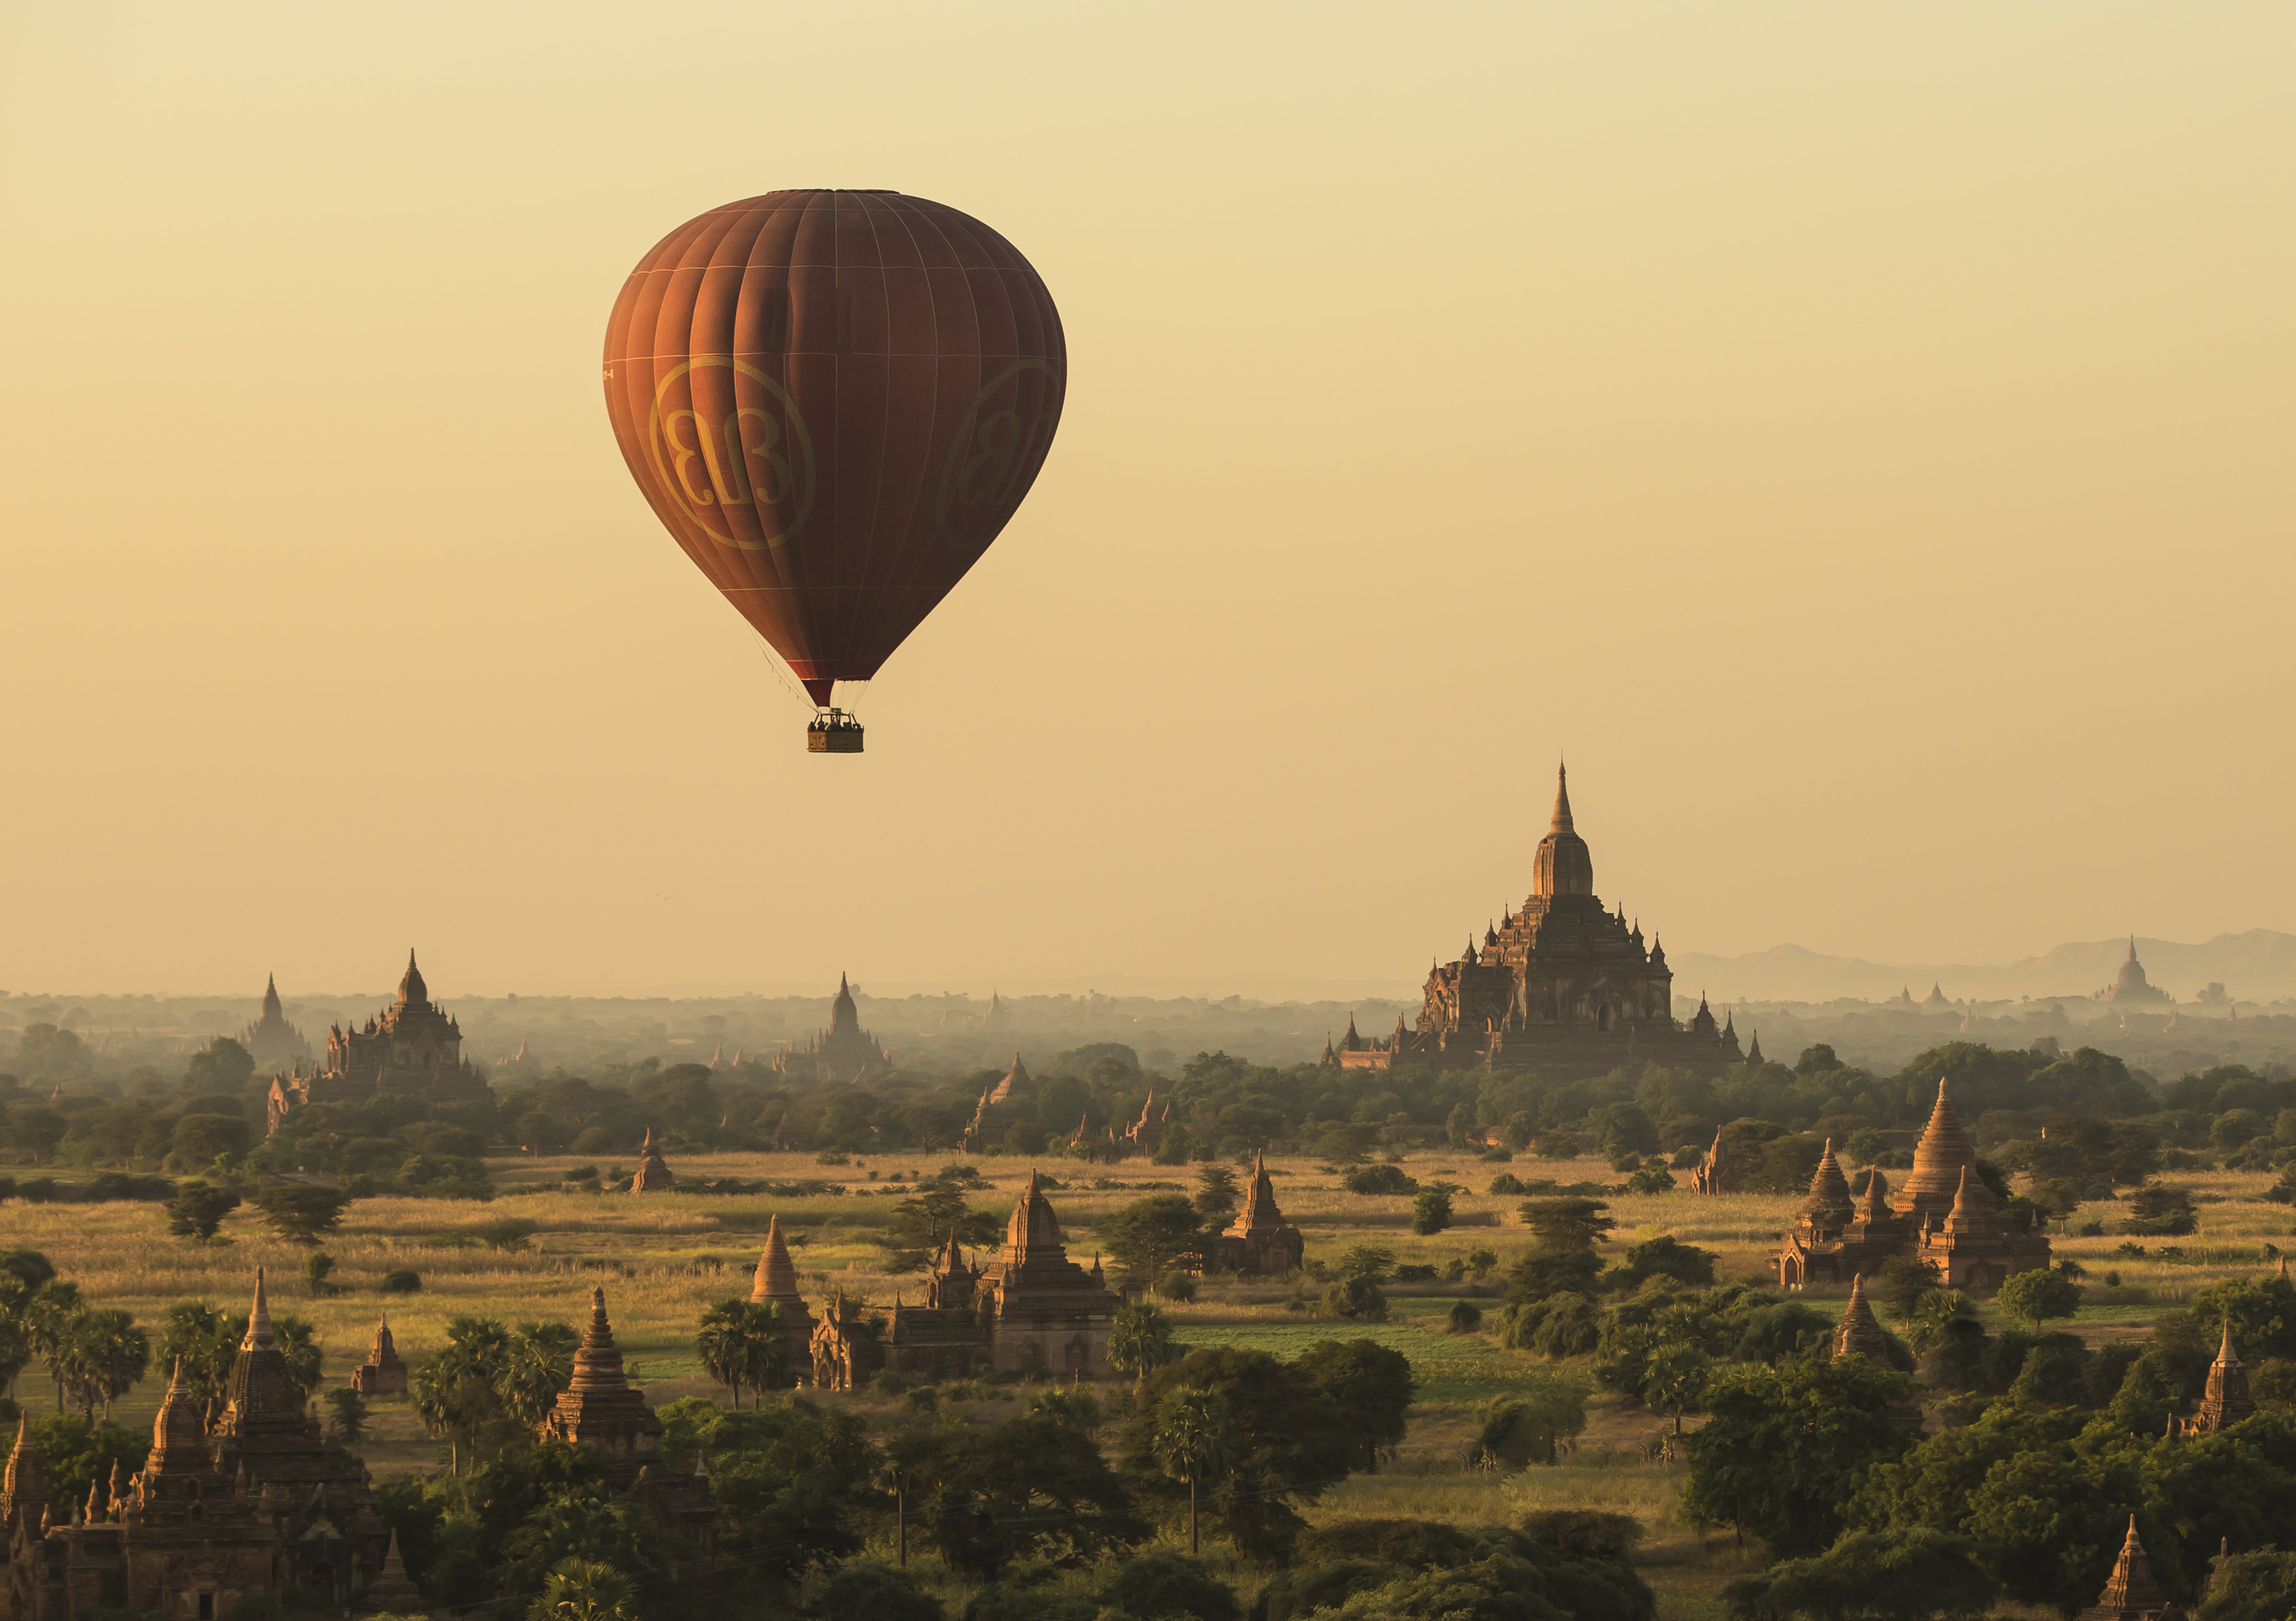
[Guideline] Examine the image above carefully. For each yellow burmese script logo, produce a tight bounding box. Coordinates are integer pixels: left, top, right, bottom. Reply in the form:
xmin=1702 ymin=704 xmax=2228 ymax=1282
xmin=646 ymin=357 xmax=817 ymax=551
xmin=937 ymin=358 xmax=1062 ymax=551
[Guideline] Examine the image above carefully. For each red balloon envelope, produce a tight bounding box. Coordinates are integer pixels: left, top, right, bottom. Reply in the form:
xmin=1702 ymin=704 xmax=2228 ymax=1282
xmin=602 ymin=190 xmax=1065 ymax=712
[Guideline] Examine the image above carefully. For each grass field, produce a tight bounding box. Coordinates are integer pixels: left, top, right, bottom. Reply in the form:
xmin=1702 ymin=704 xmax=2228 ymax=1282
xmin=12 ymin=1148 xmax=2293 ymax=1617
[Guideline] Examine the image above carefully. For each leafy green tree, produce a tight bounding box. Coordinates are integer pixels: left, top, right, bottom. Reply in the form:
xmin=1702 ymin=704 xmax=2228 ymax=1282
xmin=903 ymin=1410 xmax=1147 ymax=1576
xmin=252 ymin=1184 xmax=351 ymax=1244
xmin=56 ymin=1308 xmax=149 ymax=1421
xmin=182 ymin=1037 xmax=256 ymax=1094
xmin=1343 ymin=1164 xmax=1419 ymax=1197
xmin=170 ymin=1113 xmax=252 ymax=1165
xmin=303 ymin=1252 xmax=337 ymax=1296
xmin=799 ymin=1561 xmax=942 ymax=1621
xmin=326 ymin=1387 xmax=369 ymax=1443
xmin=873 ymin=1182 xmax=999 ymax=1271
xmin=1193 ymin=1164 xmax=1240 ymax=1223
xmin=1722 ymin=1528 xmax=1994 ymax=1621
xmin=499 ymin=1490 xmax=665 ymax=1611
xmin=1644 ymin=1344 xmax=1713 ymax=1435
xmin=1464 ymin=1381 xmax=1589 ymax=1470
xmin=1295 ymin=1338 xmax=1415 ymax=1473
xmin=1998 ymin=1267 xmax=2085 ymax=1333
xmin=21 ymin=1413 xmax=148 ymax=1518
xmin=1102 ymin=1194 xmax=1205 ymax=1287
xmin=1107 ymin=1302 xmax=1178 ymax=1386
xmin=1321 ymin=1277 xmax=1388 ymax=1321
xmin=1682 ymin=1356 xmax=1918 ymax=1556
xmin=414 ymin=1317 xmax=514 ymax=1473
xmin=1335 ymin=1244 xmax=1394 ymax=1280
xmin=694 ymin=1299 xmax=794 ymax=1408
xmin=1871 ymin=1256 xmax=1939 ymax=1323
xmin=3 ymin=1103 xmax=68 ymax=1164
xmin=2124 ymin=1184 xmax=2197 ymax=1237
xmin=2195 ymin=1547 xmax=2296 ymax=1621
xmin=658 ymin=1396 xmax=879 ymax=1578
xmin=165 ymin=1181 xmax=240 ymax=1241
xmin=1123 ymin=1346 xmax=1363 ymax=1559
xmin=1412 ymin=1184 xmax=1459 ymax=1236
xmin=1609 ymin=1234 xmax=1716 ymax=1290
xmin=1152 ymin=1387 xmax=1237 ymax=1554
xmin=1509 ymin=1199 xmax=1616 ymax=1304
xmin=22 ymin=1281 xmax=83 ymax=1409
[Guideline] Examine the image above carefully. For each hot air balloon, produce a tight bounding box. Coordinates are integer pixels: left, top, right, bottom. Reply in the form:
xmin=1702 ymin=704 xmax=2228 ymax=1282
xmin=602 ymin=190 xmax=1065 ymax=753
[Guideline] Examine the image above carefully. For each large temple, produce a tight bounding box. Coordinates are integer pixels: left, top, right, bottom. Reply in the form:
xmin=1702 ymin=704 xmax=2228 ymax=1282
xmin=1210 ymin=1152 xmax=1304 ymax=1275
xmin=265 ymin=952 xmax=490 ymax=1133
xmin=812 ymin=1170 xmax=1120 ymax=1388
xmin=1772 ymin=1079 xmax=2051 ymax=1290
xmin=538 ymin=1290 xmax=717 ymax=1551
xmin=1394 ymin=767 xmax=1744 ymax=1076
xmin=2097 ymin=938 xmax=2171 ymax=1005
xmin=237 ymin=975 xmax=309 ymax=1067
xmin=3 ymin=1271 xmax=392 ymax=1618
xmin=772 ymin=974 xmax=890 ymax=1083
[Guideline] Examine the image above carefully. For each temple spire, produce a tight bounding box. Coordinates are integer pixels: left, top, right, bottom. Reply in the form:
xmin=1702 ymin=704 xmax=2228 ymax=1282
xmin=1550 ymin=761 xmax=1574 ymax=832
xmin=243 ymin=1268 xmax=276 ymax=1349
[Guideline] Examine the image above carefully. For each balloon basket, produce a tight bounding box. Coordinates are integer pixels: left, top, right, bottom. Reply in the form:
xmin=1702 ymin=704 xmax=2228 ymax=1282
xmin=806 ymin=709 xmax=864 ymax=753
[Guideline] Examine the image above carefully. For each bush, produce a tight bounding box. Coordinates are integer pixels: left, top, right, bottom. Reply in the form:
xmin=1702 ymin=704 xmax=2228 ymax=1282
xmin=1411 ymin=1185 xmax=1456 ymax=1235
xmin=1447 ymin=1301 xmax=1484 ymax=1335
xmin=252 ymin=1185 xmax=350 ymax=1244
xmin=1394 ymin=1264 xmax=1438 ymax=1283
xmin=380 ymin=1270 xmax=421 ymax=1294
xmin=1627 ymin=1164 xmax=1676 ymax=1195
xmin=800 ymin=1559 xmax=941 ymax=1621
xmin=1153 ymin=1269 xmax=1198 ymax=1303
xmin=1343 ymin=1164 xmax=1419 ymax=1197
xmin=1323 ymin=1277 xmax=1389 ymax=1321
xmin=1090 ymin=1549 xmax=1238 ymax=1621
xmin=2123 ymin=1184 xmax=2198 ymax=1237
xmin=1488 ymin=1173 xmax=1530 ymax=1196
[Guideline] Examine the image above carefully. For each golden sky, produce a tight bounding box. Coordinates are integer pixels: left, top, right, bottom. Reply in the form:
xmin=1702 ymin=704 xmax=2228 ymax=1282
xmin=0 ymin=4 xmax=2289 ymax=997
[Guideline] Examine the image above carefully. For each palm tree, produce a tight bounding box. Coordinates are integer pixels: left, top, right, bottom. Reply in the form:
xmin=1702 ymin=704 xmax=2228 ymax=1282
xmin=57 ymin=1309 xmax=149 ymax=1421
xmin=528 ymin=1559 xmax=634 ymax=1621
xmin=1150 ymin=1386 xmax=1235 ymax=1555
xmin=694 ymin=1299 xmax=790 ymax=1409
xmin=1106 ymin=1302 xmax=1176 ymax=1388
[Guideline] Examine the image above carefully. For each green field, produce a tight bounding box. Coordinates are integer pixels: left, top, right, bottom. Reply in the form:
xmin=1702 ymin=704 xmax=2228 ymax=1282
xmin=11 ymin=1147 xmax=2292 ymax=1618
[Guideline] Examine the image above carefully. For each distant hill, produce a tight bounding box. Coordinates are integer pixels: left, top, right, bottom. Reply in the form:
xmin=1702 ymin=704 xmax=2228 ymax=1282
xmin=1668 ymin=930 xmax=2296 ymax=1005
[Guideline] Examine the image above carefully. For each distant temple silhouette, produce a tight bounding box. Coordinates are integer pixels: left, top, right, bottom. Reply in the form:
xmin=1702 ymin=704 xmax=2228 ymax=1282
xmin=772 ymin=974 xmax=890 ymax=1082
xmin=2098 ymin=937 xmax=2171 ymax=1005
xmin=237 ymin=974 xmax=309 ymax=1066
xmin=1385 ymin=766 xmax=1744 ymax=1076
xmin=265 ymin=951 xmax=490 ymax=1133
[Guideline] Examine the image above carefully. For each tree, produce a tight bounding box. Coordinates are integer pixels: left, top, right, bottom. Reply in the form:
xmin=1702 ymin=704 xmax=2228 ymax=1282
xmin=1123 ymin=1346 xmax=1364 ymax=1559
xmin=1998 ymin=1268 xmax=2085 ymax=1333
xmin=528 ymin=1557 xmax=635 ymax=1621
xmin=414 ymin=1316 xmax=515 ymax=1473
xmin=873 ymin=1182 xmax=998 ymax=1271
xmin=183 ymin=1037 xmax=256 ymax=1094
xmin=170 ymin=1113 xmax=252 ymax=1166
xmin=1643 ymin=1344 xmax=1712 ymax=1435
xmin=304 ymin=1252 xmax=338 ymax=1296
xmin=23 ymin=1281 xmax=83 ymax=1409
xmin=327 ymin=1387 xmax=369 ymax=1443
xmin=253 ymin=1184 xmax=351 ymax=1244
xmin=1334 ymin=1244 xmax=1394 ymax=1281
xmin=1871 ymin=1256 xmax=1939 ymax=1324
xmin=655 ymin=1395 xmax=874 ymax=1578
xmin=1193 ymin=1164 xmax=1240 ymax=1223
xmin=1466 ymin=1382 xmax=1589 ymax=1470
xmin=1509 ymin=1199 xmax=1616 ymax=1303
xmin=1107 ymin=1302 xmax=1178 ymax=1386
xmin=1101 ymin=1195 xmax=1204 ymax=1287
xmin=1723 ymin=1528 xmax=1994 ymax=1621
xmin=497 ymin=1322 xmax=579 ymax=1428
xmin=1412 ymin=1184 xmax=1459 ymax=1236
xmin=1682 ymin=1357 xmax=1919 ymax=1556
xmin=695 ymin=1299 xmax=794 ymax=1408
xmin=799 ymin=1561 xmax=942 ymax=1621
xmin=56 ymin=1308 xmax=150 ymax=1421
xmin=1321 ymin=1276 xmax=1389 ymax=1321
xmin=904 ymin=1410 xmax=1147 ymax=1576
xmin=166 ymin=1181 xmax=240 ymax=1241
xmin=1151 ymin=1387 xmax=1236 ymax=1555
xmin=1295 ymin=1338 xmax=1414 ymax=1473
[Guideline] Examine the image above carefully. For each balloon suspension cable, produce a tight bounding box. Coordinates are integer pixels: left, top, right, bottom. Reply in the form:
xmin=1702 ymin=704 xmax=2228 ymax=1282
xmin=755 ymin=646 xmax=818 ymax=714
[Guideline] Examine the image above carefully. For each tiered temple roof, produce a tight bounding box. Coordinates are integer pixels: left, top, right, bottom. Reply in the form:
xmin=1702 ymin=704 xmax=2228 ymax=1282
xmin=540 ymin=1289 xmax=664 ymax=1487
xmin=631 ymin=1128 xmax=674 ymax=1192
xmin=1832 ymin=1274 xmax=1893 ymax=1361
xmin=2179 ymin=1322 xmax=2255 ymax=1436
xmin=1213 ymin=1152 xmax=1305 ymax=1274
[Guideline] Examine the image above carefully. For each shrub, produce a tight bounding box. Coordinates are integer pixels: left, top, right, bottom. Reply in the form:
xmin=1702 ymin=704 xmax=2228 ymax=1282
xmin=380 ymin=1270 xmax=421 ymax=1294
xmin=1343 ymin=1164 xmax=1419 ymax=1197
xmin=1394 ymin=1263 xmax=1438 ymax=1283
xmin=1323 ymin=1277 xmax=1389 ymax=1321
xmin=1091 ymin=1549 xmax=1238 ymax=1621
xmin=1153 ymin=1269 xmax=1198 ymax=1303
xmin=1488 ymin=1173 xmax=1530 ymax=1195
xmin=800 ymin=1560 xmax=941 ymax=1621
xmin=1411 ymin=1185 xmax=1457 ymax=1236
xmin=1447 ymin=1301 xmax=1484 ymax=1335
xmin=252 ymin=1185 xmax=350 ymax=1245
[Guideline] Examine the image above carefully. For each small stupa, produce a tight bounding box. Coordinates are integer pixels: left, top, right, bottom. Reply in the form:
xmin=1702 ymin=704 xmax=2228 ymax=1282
xmin=630 ymin=1128 xmax=674 ymax=1193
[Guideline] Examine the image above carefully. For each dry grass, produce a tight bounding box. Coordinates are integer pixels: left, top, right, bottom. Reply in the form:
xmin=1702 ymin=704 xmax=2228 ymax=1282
xmin=18 ymin=1147 xmax=2290 ymax=1618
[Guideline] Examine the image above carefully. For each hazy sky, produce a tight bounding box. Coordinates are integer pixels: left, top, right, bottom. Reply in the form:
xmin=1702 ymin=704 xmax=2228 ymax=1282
xmin=2 ymin=5 xmax=2290 ymax=998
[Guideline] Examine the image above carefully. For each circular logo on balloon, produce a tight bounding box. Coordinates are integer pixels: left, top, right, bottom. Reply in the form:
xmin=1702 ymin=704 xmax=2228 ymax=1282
xmin=936 ymin=358 xmax=1063 ymax=552
xmin=646 ymin=357 xmax=817 ymax=552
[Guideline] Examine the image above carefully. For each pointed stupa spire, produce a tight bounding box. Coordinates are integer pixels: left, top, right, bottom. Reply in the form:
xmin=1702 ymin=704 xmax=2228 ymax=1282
xmin=1800 ymin=1139 xmax=1855 ymax=1226
xmin=243 ymin=1268 xmax=276 ymax=1349
xmin=2090 ymin=1515 xmax=2169 ymax=1615
xmin=1833 ymin=1273 xmax=1892 ymax=1361
xmin=1551 ymin=759 xmax=1574 ymax=831
xmin=1747 ymin=1029 xmax=1764 ymax=1064
xmin=751 ymin=1214 xmax=804 ymax=1307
